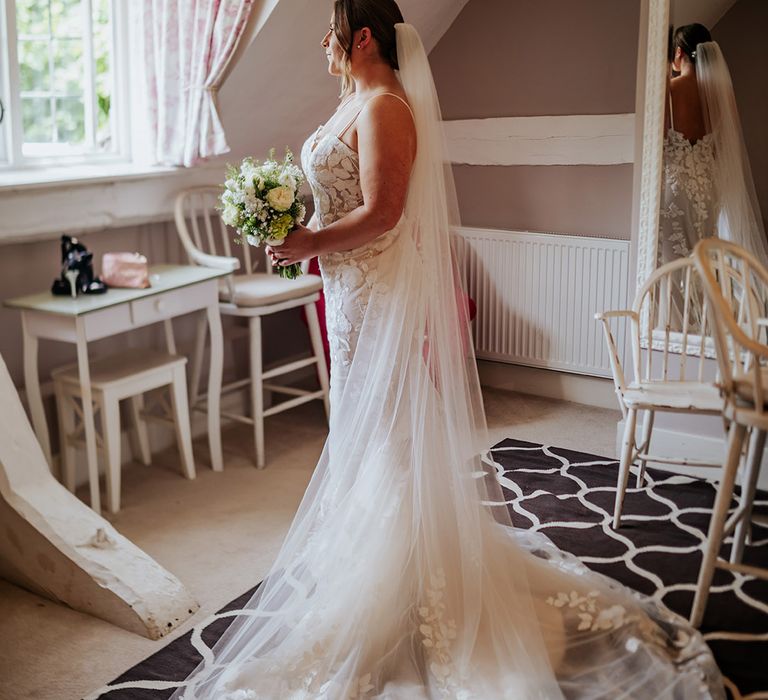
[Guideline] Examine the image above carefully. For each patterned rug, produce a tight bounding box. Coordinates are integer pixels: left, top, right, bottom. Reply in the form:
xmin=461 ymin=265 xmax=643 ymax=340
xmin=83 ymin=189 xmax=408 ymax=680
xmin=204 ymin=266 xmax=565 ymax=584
xmin=88 ymin=439 xmax=768 ymax=700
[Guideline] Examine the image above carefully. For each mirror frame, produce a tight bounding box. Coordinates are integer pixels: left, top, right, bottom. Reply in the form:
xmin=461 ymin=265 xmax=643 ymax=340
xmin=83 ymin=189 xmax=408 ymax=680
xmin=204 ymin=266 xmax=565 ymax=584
xmin=635 ymin=0 xmax=717 ymax=357
xmin=636 ymin=0 xmax=669 ymax=292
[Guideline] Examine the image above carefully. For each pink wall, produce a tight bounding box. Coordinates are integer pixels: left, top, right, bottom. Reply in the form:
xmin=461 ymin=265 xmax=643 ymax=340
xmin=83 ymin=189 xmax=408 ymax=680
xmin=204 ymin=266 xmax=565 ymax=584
xmin=452 ymin=164 xmax=634 ymax=237
xmin=430 ymin=0 xmax=639 ymax=119
xmin=713 ymin=0 xmax=768 ymax=232
xmin=429 ymin=0 xmax=641 ymax=238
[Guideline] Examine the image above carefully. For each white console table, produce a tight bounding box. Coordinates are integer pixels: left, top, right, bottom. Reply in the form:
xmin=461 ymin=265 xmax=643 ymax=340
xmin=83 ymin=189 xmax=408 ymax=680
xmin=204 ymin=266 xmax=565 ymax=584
xmin=4 ymin=264 xmax=228 ymax=514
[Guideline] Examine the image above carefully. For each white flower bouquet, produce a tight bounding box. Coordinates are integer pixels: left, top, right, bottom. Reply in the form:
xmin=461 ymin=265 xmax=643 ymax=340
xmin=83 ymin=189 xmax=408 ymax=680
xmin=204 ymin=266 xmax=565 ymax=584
xmin=220 ymin=149 xmax=307 ymax=279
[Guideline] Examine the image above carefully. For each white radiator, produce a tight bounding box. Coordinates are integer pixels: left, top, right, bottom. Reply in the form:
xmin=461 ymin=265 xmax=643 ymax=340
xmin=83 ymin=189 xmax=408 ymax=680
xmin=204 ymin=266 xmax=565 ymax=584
xmin=456 ymin=228 xmax=631 ymax=378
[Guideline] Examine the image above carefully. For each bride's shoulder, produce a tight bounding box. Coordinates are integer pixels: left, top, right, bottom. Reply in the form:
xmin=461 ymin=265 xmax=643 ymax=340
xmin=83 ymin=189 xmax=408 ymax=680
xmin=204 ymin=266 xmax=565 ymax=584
xmin=359 ymin=90 xmax=414 ymax=132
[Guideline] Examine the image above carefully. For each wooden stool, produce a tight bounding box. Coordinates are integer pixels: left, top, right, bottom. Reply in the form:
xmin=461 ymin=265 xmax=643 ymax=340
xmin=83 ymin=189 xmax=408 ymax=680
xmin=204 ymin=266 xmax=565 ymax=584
xmin=52 ymin=349 xmax=195 ymax=513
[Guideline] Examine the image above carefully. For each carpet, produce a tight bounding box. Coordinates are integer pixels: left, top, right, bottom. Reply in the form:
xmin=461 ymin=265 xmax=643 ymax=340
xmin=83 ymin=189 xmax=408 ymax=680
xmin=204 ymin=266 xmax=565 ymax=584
xmin=89 ymin=439 xmax=768 ymax=699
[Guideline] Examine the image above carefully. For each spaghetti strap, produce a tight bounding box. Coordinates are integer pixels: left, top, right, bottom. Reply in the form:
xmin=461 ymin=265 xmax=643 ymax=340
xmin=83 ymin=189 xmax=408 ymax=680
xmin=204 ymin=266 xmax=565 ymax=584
xmin=337 ymin=92 xmax=415 ymax=139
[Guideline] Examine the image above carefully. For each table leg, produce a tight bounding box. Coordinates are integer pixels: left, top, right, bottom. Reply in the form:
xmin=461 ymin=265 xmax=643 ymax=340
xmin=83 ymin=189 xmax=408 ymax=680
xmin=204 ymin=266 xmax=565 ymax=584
xmin=21 ymin=313 xmax=52 ymax=466
xmin=206 ymin=302 xmax=224 ymax=471
xmin=189 ymin=312 xmax=207 ymax=406
xmin=76 ymin=318 xmax=101 ymax=514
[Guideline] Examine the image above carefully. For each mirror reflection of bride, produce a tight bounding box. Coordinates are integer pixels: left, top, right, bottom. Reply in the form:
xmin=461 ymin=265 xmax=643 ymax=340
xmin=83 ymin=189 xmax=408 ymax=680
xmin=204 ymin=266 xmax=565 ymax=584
xmin=659 ymin=23 xmax=768 ymax=268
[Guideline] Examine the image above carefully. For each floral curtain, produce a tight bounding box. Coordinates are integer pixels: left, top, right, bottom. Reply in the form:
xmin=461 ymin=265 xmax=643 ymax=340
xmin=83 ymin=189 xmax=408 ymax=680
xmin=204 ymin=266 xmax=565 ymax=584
xmin=139 ymin=0 xmax=256 ymax=167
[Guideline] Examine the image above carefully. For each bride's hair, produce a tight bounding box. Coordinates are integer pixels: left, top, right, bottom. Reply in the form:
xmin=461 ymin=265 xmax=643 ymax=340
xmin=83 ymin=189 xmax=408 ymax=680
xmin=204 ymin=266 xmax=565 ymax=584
xmin=332 ymin=0 xmax=404 ymax=97
xmin=673 ymin=23 xmax=713 ymax=65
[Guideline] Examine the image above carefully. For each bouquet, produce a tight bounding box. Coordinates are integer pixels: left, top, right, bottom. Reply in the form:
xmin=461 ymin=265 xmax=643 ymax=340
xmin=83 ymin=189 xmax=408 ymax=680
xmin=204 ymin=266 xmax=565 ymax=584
xmin=220 ymin=149 xmax=307 ymax=279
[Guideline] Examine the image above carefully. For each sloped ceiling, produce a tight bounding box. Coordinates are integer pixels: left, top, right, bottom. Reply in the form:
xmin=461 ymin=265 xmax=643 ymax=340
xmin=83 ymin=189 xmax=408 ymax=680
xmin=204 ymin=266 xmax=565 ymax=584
xmin=215 ymin=0 xmax=469 ymax=167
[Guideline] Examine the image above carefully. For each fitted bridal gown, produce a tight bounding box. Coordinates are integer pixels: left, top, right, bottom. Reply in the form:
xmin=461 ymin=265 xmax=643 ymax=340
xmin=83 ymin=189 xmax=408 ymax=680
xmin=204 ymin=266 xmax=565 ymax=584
xmin=658 ymin=96 xmax=717 ymax=266
xmin=175 ymin=25 xmax=723 ymax=700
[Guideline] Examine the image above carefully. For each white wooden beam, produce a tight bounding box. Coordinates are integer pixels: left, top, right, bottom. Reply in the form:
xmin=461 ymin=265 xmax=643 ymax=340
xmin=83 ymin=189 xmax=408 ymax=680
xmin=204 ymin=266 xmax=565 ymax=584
xmin=444 ymin=114 xmax=636 ymax=166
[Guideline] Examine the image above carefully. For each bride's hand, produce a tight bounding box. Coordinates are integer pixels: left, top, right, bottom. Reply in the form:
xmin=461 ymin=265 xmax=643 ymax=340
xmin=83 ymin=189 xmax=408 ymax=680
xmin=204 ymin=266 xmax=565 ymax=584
xmin=266 ymin=224 xmax=318 ymax=267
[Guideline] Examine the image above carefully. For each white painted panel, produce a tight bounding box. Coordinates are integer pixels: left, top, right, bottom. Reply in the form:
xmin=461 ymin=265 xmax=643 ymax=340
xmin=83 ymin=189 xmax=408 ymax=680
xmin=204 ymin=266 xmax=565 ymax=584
xmin=456 ymin=228 xmax=631 ymax=377
xmin=444 ymin=114 xmax=636 ymax=166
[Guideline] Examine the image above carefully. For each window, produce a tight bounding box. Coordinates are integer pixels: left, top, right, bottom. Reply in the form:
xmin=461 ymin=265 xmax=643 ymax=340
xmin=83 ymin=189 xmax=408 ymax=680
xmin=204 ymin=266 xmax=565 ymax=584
xmin=0 ymin=0 xmax=129 ymax=170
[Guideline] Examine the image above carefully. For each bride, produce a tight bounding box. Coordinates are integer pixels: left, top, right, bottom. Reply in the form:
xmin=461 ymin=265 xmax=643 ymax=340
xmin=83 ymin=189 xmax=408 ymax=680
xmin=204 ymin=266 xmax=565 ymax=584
xmin=175 ymin=2 xmax=724 ymax=697
xmin=659 ymin=22 xmax=767 ymax=267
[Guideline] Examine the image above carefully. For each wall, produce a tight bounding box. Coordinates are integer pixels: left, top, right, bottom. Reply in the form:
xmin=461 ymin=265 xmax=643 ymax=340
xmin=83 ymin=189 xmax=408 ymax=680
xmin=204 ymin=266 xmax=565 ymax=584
xmin=429 ymin=0 xmax=641 ymax=238
xmin=713 ymin=0 xmax=768 ymax=232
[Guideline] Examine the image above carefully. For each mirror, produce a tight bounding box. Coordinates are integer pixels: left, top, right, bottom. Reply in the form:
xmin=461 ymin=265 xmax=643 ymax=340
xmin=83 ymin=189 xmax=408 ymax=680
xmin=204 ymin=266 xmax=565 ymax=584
xmin=637 ymin=0 xmax=768 ymax=349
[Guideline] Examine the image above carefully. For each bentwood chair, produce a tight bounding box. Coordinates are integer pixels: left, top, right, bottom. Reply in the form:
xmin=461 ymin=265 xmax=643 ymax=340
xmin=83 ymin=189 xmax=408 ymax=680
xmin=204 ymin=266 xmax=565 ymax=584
xmin=174 ymin=187 xmax=329 ymax=468
xmin=691 ymin=238 xmax=768 ymax=627
xmin=596 ymin=257 xmax=725 ymax=529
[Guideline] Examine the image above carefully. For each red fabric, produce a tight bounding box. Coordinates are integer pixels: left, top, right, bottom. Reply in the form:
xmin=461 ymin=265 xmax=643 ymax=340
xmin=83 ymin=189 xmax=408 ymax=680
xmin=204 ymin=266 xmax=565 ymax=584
xmin=306 ymin=257 xmax=331 ymax=371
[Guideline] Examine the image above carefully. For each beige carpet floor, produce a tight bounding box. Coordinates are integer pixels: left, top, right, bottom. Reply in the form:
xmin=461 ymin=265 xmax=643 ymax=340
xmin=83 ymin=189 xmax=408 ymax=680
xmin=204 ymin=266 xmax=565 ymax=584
xmin=0 ymin=388 xmax=619 ymax=700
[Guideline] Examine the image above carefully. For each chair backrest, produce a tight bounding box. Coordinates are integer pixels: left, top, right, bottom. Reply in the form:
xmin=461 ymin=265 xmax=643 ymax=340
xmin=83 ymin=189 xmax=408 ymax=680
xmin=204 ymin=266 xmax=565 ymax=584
xmin=694 ymin=238 xmax=768 ymax=411
xmin=174 ymin=186 xmax=266 ymax=276
xmin=630 ymin=256 xmax=715 ymax=384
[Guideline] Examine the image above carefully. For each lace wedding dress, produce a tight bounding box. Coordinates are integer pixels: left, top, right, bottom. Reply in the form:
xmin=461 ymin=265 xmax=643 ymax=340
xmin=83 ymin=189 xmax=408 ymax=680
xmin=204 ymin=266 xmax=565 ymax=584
xmin=658 ymin=96 xmax=717 ymax=266
xmin=173 ymin=25 xmax=724 ymax=700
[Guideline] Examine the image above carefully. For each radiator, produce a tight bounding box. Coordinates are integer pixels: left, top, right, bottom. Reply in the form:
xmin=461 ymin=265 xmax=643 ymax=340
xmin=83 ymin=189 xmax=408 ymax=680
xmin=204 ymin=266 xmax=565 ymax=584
xmin=456 ymin=228 xmax=631 ymax=378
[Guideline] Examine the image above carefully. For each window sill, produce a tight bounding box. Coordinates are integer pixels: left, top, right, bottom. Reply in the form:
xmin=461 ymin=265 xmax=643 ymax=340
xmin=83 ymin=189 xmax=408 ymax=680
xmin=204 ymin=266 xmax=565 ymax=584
xmin=0 ymin=161 xmax=184 ymax=192
xmin=0 ymin=159 xmax=225 ymax=243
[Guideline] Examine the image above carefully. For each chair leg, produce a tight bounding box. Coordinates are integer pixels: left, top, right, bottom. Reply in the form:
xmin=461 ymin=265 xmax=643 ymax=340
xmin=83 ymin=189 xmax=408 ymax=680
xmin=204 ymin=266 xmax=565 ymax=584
xmin=636 ymin=410 xmax=654 ymax=488
xmin=129 ymin=395 xmax=152 ymax=466
xmin=101 ymin=397 xmax=122 ymax=515
xmin=731 ymin=428 xmax=765 ymax=565
xmin=169 ymin=367 xmax=196 ymax=480
xmin=249 ymin=316 xmax=265 ymax=468
xmin=690 ymin=421 xmax=747 ymax=628
xmin=305 ymin=302 xmax=330 ymax=419
xmin=54 ymin=383 xmax=77 ymax=491
xmin=613 ymin=408 xmax=637 ymax=529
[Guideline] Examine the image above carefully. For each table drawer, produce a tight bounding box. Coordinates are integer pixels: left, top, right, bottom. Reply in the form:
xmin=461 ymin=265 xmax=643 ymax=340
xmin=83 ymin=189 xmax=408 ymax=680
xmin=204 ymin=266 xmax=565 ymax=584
xmin=130 ymin=282 xmax=213 ymax=327
xmin=82 ymin=304 xmax=134 ymax=341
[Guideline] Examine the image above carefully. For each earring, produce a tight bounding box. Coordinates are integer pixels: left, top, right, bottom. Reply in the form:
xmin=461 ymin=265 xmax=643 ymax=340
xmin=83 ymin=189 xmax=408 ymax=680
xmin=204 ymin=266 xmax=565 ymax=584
xmin=357 ymin=44 xmax=361 ymax=49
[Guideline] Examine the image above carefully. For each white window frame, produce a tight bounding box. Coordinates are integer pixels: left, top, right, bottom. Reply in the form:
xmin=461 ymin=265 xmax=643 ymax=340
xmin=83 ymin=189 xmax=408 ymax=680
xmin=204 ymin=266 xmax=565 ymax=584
xmin=0 ymin=0 xmax=132 ymax=174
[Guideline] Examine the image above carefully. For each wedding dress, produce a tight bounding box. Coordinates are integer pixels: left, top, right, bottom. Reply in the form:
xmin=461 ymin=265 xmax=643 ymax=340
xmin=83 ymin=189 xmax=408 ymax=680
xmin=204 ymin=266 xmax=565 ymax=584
xmin=657 ymin=94 xmax=716 ymax=266
xmin=173 ymin=25 xmax=723 ymax=699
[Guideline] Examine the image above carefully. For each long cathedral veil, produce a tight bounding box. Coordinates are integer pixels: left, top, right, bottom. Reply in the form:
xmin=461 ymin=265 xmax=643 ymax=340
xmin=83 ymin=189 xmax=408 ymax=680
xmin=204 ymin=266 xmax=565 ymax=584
xmin=171 ymin=22 xmax=540 ymax=698
xmin=171 ymin=23 xmax=723 ymax=700
xmin=697 ymin=41 xmax=768 ymax=264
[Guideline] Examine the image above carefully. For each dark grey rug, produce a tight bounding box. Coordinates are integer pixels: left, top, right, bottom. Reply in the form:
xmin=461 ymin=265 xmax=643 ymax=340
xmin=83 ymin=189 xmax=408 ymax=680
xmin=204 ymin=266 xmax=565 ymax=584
xmin=89 ymin=439 xmax=768 ymax=699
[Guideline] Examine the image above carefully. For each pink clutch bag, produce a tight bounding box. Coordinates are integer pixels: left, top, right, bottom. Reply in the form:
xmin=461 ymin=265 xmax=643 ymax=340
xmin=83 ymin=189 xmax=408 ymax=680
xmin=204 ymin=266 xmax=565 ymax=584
xmin=101 ymin=252 xmax=151 ymax=289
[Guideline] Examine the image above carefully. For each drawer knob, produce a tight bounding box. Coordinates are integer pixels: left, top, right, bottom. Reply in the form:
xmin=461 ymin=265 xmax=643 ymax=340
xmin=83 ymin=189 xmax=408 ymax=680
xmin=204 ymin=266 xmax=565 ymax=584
xmin=154 ymin=299 xmax=166 ymax=312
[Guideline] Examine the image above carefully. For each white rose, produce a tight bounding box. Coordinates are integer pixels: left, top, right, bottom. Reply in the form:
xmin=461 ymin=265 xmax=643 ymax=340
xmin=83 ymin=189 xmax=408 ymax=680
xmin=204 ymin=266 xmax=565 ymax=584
xmin=222 ymin=203 xmax=239 ymax=226
xmin=266 ymin=185 xmax=294 ymax=212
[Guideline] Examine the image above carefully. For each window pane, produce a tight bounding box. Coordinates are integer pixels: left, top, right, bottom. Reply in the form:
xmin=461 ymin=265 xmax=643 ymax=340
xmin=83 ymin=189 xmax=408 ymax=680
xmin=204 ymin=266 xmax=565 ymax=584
xmin=53 ymin=38 xmax=83 ymax=96
xmin=13 ymin=0 xmax=119 ymax=159
xmin=21 ymin=98 xmax=53 ymax=143
xmin=15 ymin=0 xmax=50 ymax=37
xmin=93 ymin=0 xmax=113 ymax=151
xmin=93 ymin=0 xmax=110 ymax=24
xmin=55 ymin=96 xmax=85 ymax=143
xmin=18 ymin=38 xmax=50 ymax=92
xmin=50 ymin=0 xmax=83 ymax=39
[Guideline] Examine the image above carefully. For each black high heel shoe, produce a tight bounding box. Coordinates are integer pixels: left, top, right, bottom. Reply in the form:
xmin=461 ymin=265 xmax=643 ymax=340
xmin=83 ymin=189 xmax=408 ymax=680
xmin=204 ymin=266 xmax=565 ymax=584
xmin=51 ymin=235 xmax=108 ymax=298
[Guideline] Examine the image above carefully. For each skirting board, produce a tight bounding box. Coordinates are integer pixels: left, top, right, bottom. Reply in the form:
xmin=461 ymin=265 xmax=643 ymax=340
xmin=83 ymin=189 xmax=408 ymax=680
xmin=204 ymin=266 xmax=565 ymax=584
xmin=477 ymin=359 xmax=618 ymax=410
xmin=615 ymin=418 xmax=768 ymax=491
